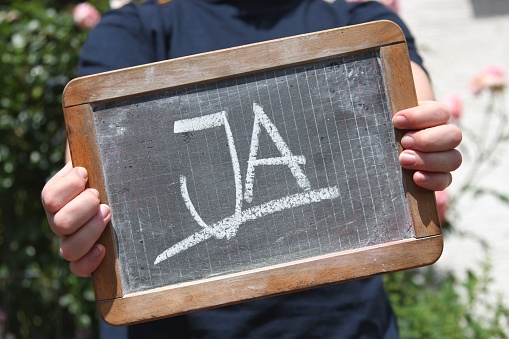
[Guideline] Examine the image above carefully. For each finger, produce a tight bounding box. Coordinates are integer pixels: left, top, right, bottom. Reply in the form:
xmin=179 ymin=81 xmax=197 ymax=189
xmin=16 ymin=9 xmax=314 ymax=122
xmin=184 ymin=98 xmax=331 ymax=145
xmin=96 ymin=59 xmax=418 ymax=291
xmin=392 ymin=101 xmax=450 ymax=130
xmin=69 ymin=244 xmax=106 ymax=277
xmin=50 ymin=188 xmax=101 ymax=236
xmin=47 ymin=161 xmax=74 ymax=184
xmin=42 ymin=165 xmax=89 ymax=214
xmin=399 ymin=149 xmax=462 ymax=173
xmin=60 ymin=204 xmax=111 ymax=262
xmin=413 ymin=171 xmax=453 ymax=191
xmin=401 ymin=124 xmax=462 ymax=152
xmin=42 ymin=162 xmax=74 ymax=211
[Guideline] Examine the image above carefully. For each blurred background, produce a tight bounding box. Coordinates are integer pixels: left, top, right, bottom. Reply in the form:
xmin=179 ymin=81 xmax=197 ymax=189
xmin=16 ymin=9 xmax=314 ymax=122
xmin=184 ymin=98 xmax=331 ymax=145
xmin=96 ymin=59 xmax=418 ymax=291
xmin=1 ymin=0 xmax=508 ymax=338
xmin=400 ymin=0 xmax=509 ymax=316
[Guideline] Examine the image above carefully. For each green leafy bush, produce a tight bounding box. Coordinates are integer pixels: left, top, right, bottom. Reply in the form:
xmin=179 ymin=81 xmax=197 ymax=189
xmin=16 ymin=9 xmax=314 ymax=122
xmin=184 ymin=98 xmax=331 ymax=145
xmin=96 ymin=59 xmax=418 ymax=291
xmin=0 ymin=3 xmax=98 ymax=338
xmin=385 ymin=258 xmax=509 ymax=338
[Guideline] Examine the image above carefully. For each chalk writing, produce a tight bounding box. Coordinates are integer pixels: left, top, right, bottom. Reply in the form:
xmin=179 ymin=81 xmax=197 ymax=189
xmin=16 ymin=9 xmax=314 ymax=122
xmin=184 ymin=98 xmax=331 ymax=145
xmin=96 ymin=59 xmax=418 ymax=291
xmin=154 ymin=103 xmax=339 ymax=265
xmin=244 ymin=103 xmax=311 ymax=203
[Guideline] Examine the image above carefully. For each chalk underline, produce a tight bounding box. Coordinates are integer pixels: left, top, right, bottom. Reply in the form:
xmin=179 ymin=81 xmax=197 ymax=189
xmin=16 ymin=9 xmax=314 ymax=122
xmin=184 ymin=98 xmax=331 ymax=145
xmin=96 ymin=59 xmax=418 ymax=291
xmin=154 ymin=185 xmax=340 ymax=265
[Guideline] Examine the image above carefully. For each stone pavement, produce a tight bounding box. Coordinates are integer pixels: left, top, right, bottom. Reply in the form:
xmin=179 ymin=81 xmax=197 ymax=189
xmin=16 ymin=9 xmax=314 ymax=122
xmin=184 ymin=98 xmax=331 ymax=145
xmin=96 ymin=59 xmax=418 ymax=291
xmin=399 ymin=0 xmax=509 ymax=306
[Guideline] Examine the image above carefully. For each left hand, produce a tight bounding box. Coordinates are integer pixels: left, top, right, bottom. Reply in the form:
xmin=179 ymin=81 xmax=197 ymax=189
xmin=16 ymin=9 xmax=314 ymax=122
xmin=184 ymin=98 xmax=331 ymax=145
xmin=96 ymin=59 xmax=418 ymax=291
xmin=393 ymin=100 xmax=462 ymax=191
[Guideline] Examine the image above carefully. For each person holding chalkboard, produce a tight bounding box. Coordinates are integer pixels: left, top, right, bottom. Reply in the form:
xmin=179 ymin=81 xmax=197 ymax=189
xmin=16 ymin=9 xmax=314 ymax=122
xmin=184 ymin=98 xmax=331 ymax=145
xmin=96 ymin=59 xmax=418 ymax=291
xmin=42 ymin=0 xmax=462 ymax=338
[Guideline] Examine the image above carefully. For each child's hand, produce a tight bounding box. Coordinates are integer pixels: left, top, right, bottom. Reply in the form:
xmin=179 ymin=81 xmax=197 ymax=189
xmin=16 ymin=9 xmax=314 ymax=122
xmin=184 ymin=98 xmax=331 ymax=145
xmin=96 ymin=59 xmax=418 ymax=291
xmin=41 ymin=162 xmax=111 ymax=276
xmin=393 ymin=100 xmax=462 ymax=191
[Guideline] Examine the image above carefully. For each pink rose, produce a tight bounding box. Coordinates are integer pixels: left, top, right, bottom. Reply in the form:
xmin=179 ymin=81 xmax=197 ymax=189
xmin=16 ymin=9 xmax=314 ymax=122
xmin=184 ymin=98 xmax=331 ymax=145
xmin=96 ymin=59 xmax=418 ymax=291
xmin=435 ymin=190 xmax=449 ymax=223
xmin=442 ymin=93 xmax=463 ymax=120
xmin=73 ymin=2 xmax=101 ymax=30
xmin=470 ymin=64 xmax=506 ymax=95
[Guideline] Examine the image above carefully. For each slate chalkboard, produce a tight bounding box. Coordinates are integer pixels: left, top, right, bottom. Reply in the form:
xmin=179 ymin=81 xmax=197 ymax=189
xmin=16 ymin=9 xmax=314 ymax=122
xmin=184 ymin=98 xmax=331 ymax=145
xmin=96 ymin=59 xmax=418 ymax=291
xmin=63 ymin=21 xmax=442 ymax=325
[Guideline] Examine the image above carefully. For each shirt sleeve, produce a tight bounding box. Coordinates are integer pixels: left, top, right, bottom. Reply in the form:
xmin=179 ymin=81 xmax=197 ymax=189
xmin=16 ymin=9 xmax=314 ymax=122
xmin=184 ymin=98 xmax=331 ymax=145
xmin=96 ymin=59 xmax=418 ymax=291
xmin=77 ymin=3 xmax=159 ymax=77
xmin=345 ymin=2 xmax=424 ymax=69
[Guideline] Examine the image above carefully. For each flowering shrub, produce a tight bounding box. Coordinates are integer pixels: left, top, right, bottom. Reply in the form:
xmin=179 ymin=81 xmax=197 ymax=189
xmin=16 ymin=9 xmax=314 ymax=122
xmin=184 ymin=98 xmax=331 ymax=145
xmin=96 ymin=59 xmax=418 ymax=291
xmin=438 ymin=65 xmax=508 ymax=225
xmin=470 ymin=64 xmax=507 ymax=96
xmin=0 ymin=3 xmax=96 ymax=338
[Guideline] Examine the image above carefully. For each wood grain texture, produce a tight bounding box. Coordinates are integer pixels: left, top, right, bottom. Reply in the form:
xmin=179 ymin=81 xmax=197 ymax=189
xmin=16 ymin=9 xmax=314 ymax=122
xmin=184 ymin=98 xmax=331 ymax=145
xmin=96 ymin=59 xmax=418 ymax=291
xmin=62 ymin=20 xmax=406 ymax=108
xmin=61 ymin=21 xmax=442 ymax=325
xmin=64 ymin=104 xmax=123 ymax=300
xmin=97 ymin=235 xmax=442 ymax=325
xmin=380 ymin=44 xmax=442 ymax=237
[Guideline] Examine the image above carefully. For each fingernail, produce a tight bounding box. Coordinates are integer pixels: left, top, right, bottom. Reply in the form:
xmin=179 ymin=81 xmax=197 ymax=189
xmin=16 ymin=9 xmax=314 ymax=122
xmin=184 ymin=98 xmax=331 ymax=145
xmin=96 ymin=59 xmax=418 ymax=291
xmin=401 ymin=135 xmax=414 ymax=148
xmin=99 ymin=204 xmax=111 ymax=219
xmin=415 ymin=172 xmax=430 ymax=182
xmin=90 ymin=244 xmax=104 ymax=259
xmin=399 ymin=152 xmax=416 ymax=165
xmin=77 ymin=167 xmax=88 ymax=180
xmin=89 ymin=188 xmax=100 ymax=198
xmin=392 ymin=115 xmax=407 ymax=128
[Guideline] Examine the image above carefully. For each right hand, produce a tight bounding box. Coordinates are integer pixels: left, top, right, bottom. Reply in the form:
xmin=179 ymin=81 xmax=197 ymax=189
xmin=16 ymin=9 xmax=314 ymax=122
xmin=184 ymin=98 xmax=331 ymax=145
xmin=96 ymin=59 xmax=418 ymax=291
xmin=41 ymin=161 xmax=111 ymax=276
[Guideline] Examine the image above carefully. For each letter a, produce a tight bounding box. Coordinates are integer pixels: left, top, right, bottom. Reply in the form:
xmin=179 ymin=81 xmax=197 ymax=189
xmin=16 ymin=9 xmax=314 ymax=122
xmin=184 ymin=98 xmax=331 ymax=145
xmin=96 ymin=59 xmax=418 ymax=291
xmin=244 ymin=102 xmax=311 ymax=203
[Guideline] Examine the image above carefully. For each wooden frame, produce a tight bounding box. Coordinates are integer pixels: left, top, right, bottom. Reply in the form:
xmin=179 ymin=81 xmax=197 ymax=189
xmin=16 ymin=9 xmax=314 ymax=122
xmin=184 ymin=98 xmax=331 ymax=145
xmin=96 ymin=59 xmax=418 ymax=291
xmin=63 ymin=20 xmax=441 ymax=325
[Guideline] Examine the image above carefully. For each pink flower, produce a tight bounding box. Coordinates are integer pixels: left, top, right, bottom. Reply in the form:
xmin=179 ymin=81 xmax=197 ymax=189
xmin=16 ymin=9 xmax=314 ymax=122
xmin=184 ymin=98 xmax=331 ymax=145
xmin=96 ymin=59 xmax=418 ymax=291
xmin=442 ymin=93 xmax=463 ymax=120
xmin=73 ymin=2 xmax=101 ymax=30
xmin=435 ymin=190 xmax=449 ymax=223
xmin=470 ymin=64 xmax=506 ymax=95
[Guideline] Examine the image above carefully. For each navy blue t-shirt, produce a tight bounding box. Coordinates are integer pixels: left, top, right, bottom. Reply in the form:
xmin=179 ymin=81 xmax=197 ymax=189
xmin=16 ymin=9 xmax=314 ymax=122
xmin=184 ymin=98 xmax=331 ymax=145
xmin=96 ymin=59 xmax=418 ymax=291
xmin=79 ymin=1 xmax=424 ymax=338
